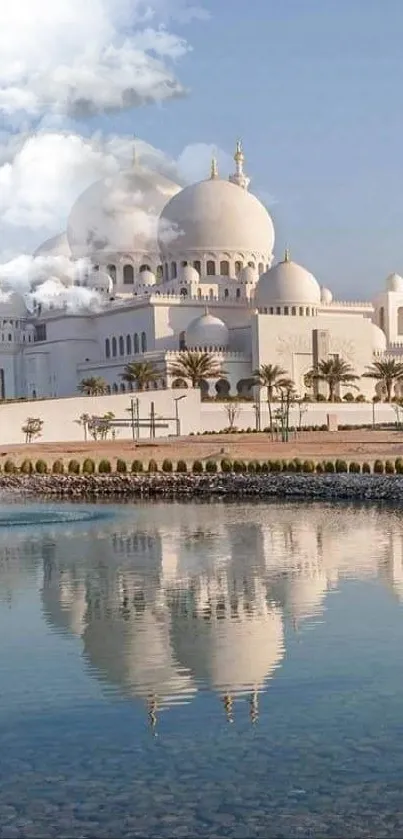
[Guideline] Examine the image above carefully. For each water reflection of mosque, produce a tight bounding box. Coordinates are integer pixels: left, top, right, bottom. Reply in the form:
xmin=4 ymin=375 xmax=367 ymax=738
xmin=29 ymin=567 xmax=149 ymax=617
xmin=32 ymin=503 xmax=403 ymax=725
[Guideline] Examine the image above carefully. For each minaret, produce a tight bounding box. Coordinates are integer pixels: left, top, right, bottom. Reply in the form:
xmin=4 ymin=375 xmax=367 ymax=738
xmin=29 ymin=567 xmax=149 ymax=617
xmin=210 ymin=155 xmax=219 ymax=180
xmin=229 ymin=139 xmax=250 ymax=190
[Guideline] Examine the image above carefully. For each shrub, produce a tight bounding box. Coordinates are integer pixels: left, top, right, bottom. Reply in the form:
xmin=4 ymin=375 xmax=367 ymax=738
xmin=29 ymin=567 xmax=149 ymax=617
xmin=20 ymin=459 xmax=33 ymax=475
xmin=349 ymin=462 xmax=361 ymax=473
xmin=287 ymin=460 xmax=296 ymax=473
xmin=255 ymin=461 xmax=262 ymax=474
xmin=68 ymin=459 xmax=80 ymax=474
xmin=131 ymin=459 xmax=143 ymax=473
xmin=4 ymin=459 xmax=16 ymax=474
xmin=316 ymin=393 xmax=326 ymax=401
xmin=343 ymin=392 xmax=355 ymax=402
xmin=192 ymin=460 xmax=204 ymax=473
xmin=205 ymin=460 xmax=218 ymax=473
xmin=220 ymin=458 xmax=232 ymax=473
xmin=148 ymin=459 xmax=158 ymax=473
xmin=161 ymin=458 xmax=173 ymax=473
xmin=324 ymin=461 xmax=335 ymax=473
xmin=269 ymin=460 xmax=282 ymax=473
xmin=316 ymin=462 xmax=324 ymax=473
xmin=385 ymin=460 xmax=395 ymax=474
xmin=373 ymin=460 xmax=384 ymax=474
xmin=362 ymin=462 xmax=371 ymax=474
xmin=116 ymin=458 xmax=127 ymax=474
xmin=247 ymin=460 xmax=256 ymax=474
xmin=98 ymin=459 xmax=112 ymax=474
xmin=293 ymin=458 xmax=303 ymax=473
xmin=335 ymin=459 xmax=348 ymax=473
xmin=395 ymin=459 xmax=403 ymax=474
xmin=233 ymin=459 xmax=245 ymax=474
xmin=302 ymin=460 xmax=315 ymax=473
xmin=355 ymin=394 xmax=366 ymax=402
xmin=176 ymin=459 xmax=187 ymax=473
xmin=261 ymin=461 xmax=269 ymax=473
xmin=281 ymin=460 xmax=289 ymax=472
xmin=35 ymin=459 xmax=48 ymax=474
xmin=52 ymin=459 xmax=64 ymax=474
xmin=82 ymin=458 xmax=95 ymax=474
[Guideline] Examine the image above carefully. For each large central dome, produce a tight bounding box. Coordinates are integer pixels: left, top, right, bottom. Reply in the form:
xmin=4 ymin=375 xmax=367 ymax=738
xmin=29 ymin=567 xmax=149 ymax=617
xmin=158 ymin=177 xmax=275 ymax=260
xmin=67 ymin=163 xmax=181 ymax=259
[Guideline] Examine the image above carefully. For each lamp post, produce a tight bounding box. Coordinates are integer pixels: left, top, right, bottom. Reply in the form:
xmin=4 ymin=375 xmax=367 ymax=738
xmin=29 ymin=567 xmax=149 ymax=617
xmin=174 ymin=394 xmax=187 ymax=436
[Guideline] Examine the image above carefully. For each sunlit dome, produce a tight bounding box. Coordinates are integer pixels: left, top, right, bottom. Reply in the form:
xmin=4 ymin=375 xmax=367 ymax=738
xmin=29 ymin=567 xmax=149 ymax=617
xmin=158 ymin=175 xmax=274 ymax=260
xmin=320 ymin=286 xmax=333 ymax=304
xmin=371 ymin=322 xmax=387 ymax=353
xmin=185 ymin=311 xmax=229 ymax=349
xmin=386 ymin=272 xmax=403 ymax=293
xmin=67 ymin=162 xmax=181 ymax=259
xmin=34 ymin=231 xmax=72 ymax=259
xmin=180 ymin=264 xmax=200 ymax=284
xmin=239 ymin=265 xmax=258 ymax=284
xmin=255 ymin=250 xmax=321 ymax=307
xmin=87 ymin=269 xmax=113 ymax=294
xmin=138 ymin=269 xmax=156 ymax=286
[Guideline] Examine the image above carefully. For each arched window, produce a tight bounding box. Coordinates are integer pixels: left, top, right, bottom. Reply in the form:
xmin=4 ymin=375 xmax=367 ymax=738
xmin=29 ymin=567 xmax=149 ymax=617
xmin=236 ymin=288 xmax=241 ymax=299
xmin=215 ymin=379 xmax=230 ymax=397
xmin=8 ymin=334 xmax=12 ymax=342
xmin=123 ymin=264 xmax=134 ymax=284
xmin=112 ymin=337 xmax=117 ymax=357
xmin=164 ymin=262 xmax=169 ymax=280
xmin=209 ymin=288 xmax=214 ymax=299
xmin=299 ymin=307 xmax=304 ymax=316
xmin=235 ymin=261 xmax=243 ymax=276
xmin=140 ymin=264 xmax=151 ymax=273
xmin=105 ymin=338 xmax=110 ymax=358
xmin=141 ymin=331 xmax=147 ymax=352
xmin=171 ymin=261 xmax=177 ymax=279
xmin=379 ymin=306 xmax=385 ymax=331
xmin=107 ymin=264 xmax=117 ymax=285
xmin=207 ymin=260 xmax=216 ymax=276
xmin=120 ymin=383 xmax=126 ymax=393
xmin=119 ymin=336 xmax=124 ymax=355
xmin=269 ymin=307 xmax=274 ymax=314
xmin=291 ymin=306 xmax=296 ymax=316
xmin=224 ymin=288 xmax=229 ymax=298
xmin=193 ymin=260 xmax=201 ymax=274
xmin=248 ymin=261 xmax=255 ymax=269
xmin=181 ymin=260 xmax=188 ymax=267
xmin=156 ymin=265 xmax=163 ymax=280
xmin=134 ymin=334 xmax=139 ymax=354
xmin=258 ymin=262 xmax=264 ymax=275
xmin=112 ymin=383 xmax=118 ymax=394
xmin=284 ymin=306 xmax=289 ymax=316
xmin=305 ymin=307 xmax=310 ymax=316
xmin=126 ymin=334 xmax=132 ymax=355
xmin=197 ymin=288 xmax=202 ymax=298
xmin=179 ymin=331 xmax=186 ymax=350
xmin=180 ymin=287 xmax=188 ymax=296
xmin=220 ymin=260 xmax=229 ymax=276
xmin=276 ymin=307 xmax=281 ymax=315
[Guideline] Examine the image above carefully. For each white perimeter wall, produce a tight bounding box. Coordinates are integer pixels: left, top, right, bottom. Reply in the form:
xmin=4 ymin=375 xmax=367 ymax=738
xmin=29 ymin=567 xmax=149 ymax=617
xmin=199 ymin=401 xmax=401 ymax=432
xmin=0 ymin=389 xmax=199 ymax=445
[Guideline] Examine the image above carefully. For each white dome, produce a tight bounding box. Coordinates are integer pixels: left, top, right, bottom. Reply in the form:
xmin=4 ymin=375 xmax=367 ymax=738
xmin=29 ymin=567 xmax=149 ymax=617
xmin=255 ymin=254 xmax=321 ymax=307
xmin=180 ymin=264 xmax=200 ymax=284
xmin=159 ymin=178 xmax=274 ymax=259
xmin=67 ymin=163 xmax=181 ymax=259
xmin=371 ymin=322 xmax=387 ymax=353
xmin=320 ymin=286 xmax=333 ymax=304
xmin=386 ymin=272 xmax=403 ymax=292
xmin=34 ymin=231 xmax=72 ymax=259
xmin=0 ymin=292 xmax=28 ymax=318
xmin=186 ymin=311 xmax=229 ymax=349
xmin=87 ymin=270 xmax=113 ymax=294
xmin=239 ymin=265 xmax=258 ymax=284
xmin=138 ymin=269 xmax=156 ymax=287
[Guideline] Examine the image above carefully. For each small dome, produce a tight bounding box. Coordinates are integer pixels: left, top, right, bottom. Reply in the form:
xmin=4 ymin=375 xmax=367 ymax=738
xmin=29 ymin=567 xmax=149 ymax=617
xmin=186 ymin=311 xmax=229 ymax=349
xmin=87 ymin=270 xmax=113 ymax=294
xmin=386 ymin=272 xmax=403 ymax=292
xmin=34 ymin=231 xmax=72 ymax=259
xmin=180 ymin=264 xmax=200 ymax=284
xmin=159 ymin=178 xmax=274 ymax=260
xmin=255 ymin=252 xmax=321 ymax=307
xmin=371 ymin=322 xmax=387 ymax=353
xmin=320 ymin=286 xmax=333 ymax=304
xmin=239 ymin=265 xmax=258 ymax=284
xmin=138 ymin=269 xmax=156 ymax=287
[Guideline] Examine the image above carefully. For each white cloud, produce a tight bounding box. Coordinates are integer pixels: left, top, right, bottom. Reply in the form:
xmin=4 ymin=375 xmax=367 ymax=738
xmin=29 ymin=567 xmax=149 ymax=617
xmin=0 ymin=253 xmax=102 ymax=313
xmin=176 ymin=142 xmax=234 ymax=183
xmin=0 ymin=0 xmax=194 ymax=121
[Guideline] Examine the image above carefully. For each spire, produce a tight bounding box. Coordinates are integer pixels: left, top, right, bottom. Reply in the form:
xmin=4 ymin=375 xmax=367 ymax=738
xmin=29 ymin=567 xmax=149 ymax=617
xmin=284 ymin=246 xmax=290 ymax=263
xmin=210 ymin=155 xmax=218 ymax=179
xmin=229 ymin=138 xmax=250 ymax=190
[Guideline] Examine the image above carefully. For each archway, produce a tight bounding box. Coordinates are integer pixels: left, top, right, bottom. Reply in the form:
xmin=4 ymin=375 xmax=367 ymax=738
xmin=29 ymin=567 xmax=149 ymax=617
xmin=215 ymin=379 xmax=231 ymax=398
xmin=172 ymin=378 xmax=188 ymax=389
xmin=237 ymin=378 xmax=254 ymax=398
xmin=199 ymin=379 xmax=210 ymax=398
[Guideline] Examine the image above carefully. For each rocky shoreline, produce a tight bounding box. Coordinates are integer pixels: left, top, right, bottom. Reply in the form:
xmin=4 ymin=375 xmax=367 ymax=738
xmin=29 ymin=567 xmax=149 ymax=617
xmin=2 ymin=472 xmax=403 ymax=502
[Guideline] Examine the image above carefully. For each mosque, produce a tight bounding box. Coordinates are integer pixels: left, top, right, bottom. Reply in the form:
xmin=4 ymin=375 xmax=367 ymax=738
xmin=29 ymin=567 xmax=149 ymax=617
xmin=2 ymin=140 xmax=403 ymax=401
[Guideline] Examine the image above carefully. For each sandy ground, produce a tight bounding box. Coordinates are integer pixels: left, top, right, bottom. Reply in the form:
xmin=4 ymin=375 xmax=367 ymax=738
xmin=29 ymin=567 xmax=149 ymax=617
xmin=2 ymin=430 xmax=403 ymax=468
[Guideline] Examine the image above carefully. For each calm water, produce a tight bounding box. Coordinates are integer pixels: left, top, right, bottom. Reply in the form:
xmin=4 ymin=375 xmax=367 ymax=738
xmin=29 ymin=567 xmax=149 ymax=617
xmin=1 ymin=500 xmax=403 ymax=838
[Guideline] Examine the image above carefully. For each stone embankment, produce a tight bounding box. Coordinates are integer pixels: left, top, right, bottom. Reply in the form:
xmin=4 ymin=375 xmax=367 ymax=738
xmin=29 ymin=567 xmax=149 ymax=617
xmin=2 ymin=473 xmax=403 ymax=502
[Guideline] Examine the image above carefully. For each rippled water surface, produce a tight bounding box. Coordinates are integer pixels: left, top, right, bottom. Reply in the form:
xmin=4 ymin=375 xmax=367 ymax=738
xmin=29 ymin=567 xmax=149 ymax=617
xmin=2 ymin=499 xmax=403 ymax=837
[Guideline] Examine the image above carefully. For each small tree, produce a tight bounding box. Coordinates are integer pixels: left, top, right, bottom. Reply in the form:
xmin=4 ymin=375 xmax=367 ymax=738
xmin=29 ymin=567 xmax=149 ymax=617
xmin=22 ymin=417 xmax=43 ymax=443
xmin=75 ymin=413 xmax=91 ymax=441
xmin=223 ymin=401 xmax=241 ymax=430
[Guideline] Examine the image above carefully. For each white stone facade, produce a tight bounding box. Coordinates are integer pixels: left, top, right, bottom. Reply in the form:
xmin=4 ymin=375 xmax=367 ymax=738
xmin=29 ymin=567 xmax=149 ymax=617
xmin=0 ymin=141 xmax=401 ymax=402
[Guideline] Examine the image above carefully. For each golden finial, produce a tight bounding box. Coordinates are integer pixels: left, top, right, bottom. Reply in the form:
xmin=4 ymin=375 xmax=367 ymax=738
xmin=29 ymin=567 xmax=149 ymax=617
xmin=234 ymin=138 xmax=244 ymax=162
xmin=284 ymin=246 xmax=290 ymax=263
xmin=249 ymin=691 xmax=259 ymax=725
xmin=147 ymin=696 xmax=158 ymax=735
xmin=223 ymin=693 xmax=234 ymax=723
xmin=210 ymin=156 xmax=218 ymax=179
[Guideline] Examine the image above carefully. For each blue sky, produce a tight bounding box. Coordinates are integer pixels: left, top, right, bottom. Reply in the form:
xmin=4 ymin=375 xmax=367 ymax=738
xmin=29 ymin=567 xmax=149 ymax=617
xmin=93 ymin=0 xmax=403 ymax=296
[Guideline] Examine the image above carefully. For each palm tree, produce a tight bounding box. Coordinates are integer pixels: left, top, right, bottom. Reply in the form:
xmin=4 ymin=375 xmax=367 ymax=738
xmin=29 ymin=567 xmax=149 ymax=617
xmin=120 ymin=361 xmax=160 ymax=391
xmin=363 ymin=359 xmax=403 ymax=402
xmin=168 ymin=351 xmax=226 ymax=389
xmin=309 ymin=358 xmax=359 ymax=402
xmin=252 ymin=364 xmax=291 ymax=438
xmin=78 ymin=376 xmax=108 ymax=396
